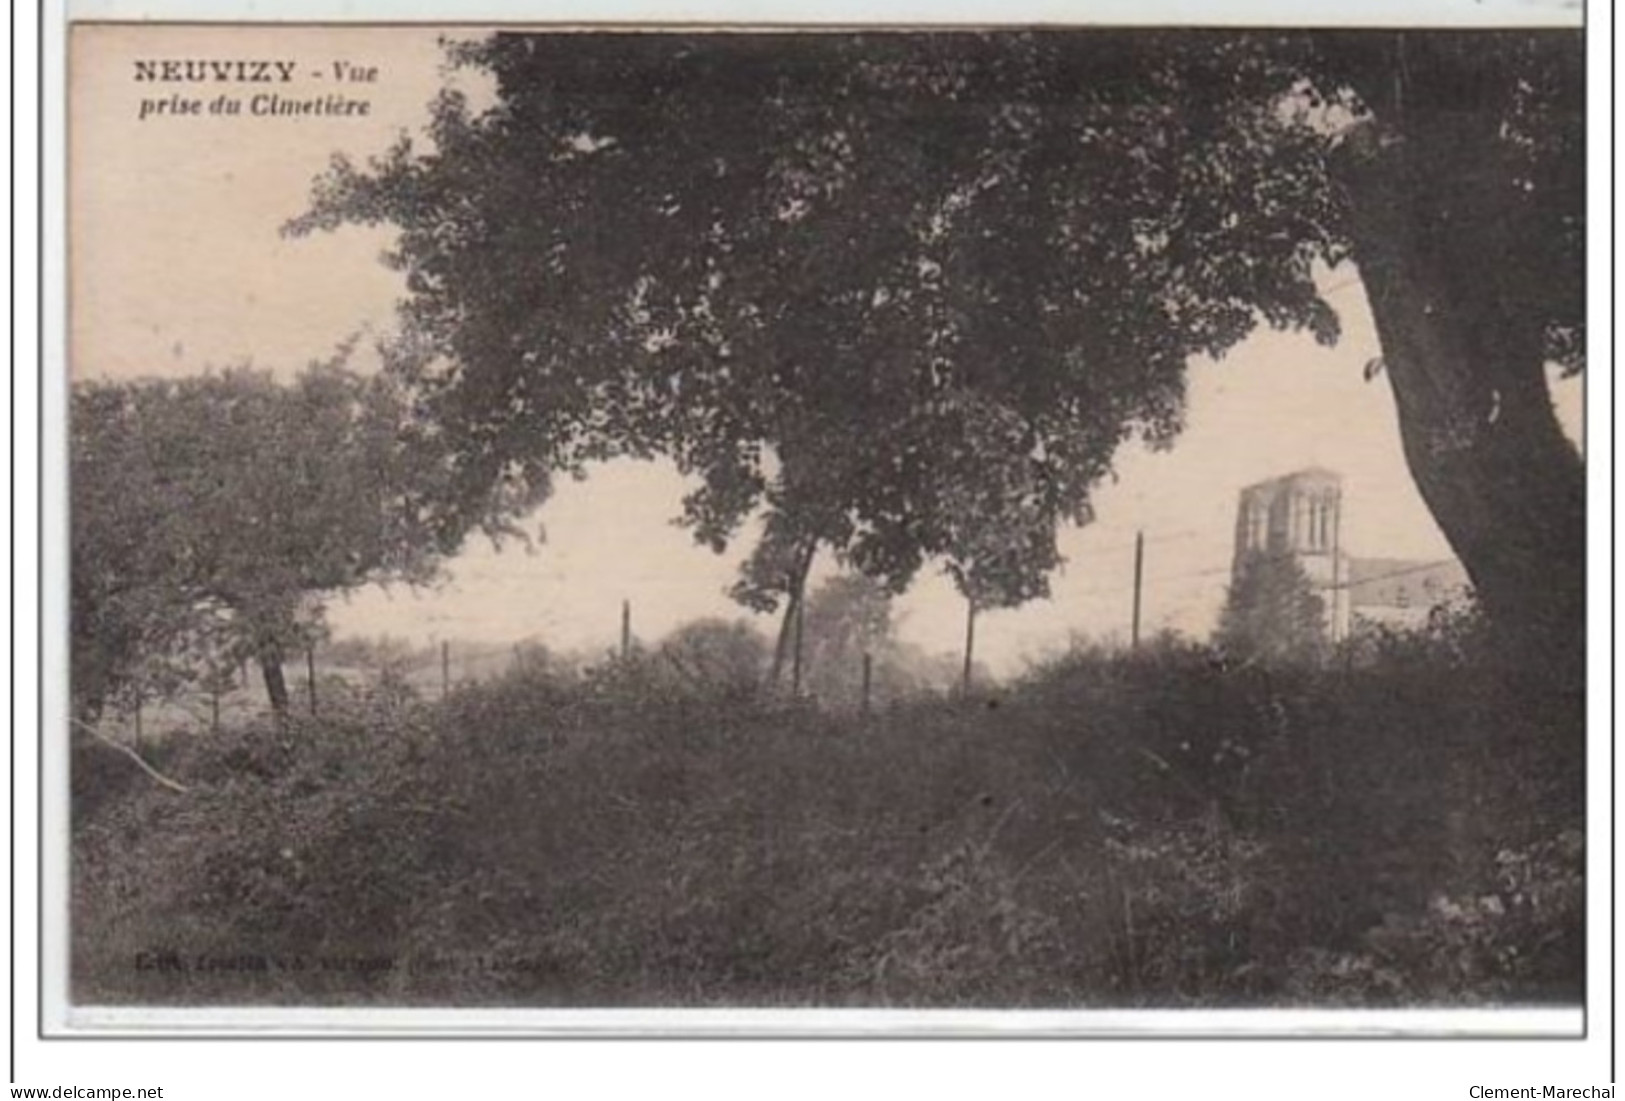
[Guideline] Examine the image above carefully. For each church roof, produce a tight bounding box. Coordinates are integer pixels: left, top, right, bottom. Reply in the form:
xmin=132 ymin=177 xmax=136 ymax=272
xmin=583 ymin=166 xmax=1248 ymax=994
xmin=1346 ymin=557 xmax=1470 ymax=608
xmin=1238 ymin=467 xmax=1343 ymax=497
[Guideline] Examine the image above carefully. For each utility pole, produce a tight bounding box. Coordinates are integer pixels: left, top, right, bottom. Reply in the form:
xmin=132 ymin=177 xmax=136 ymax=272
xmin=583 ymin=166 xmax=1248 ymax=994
xmin=861 ymin=651 xmax=873 ymax=716
xmin=621 ymin=599 xmax=632 ymax=660
xmin=441 ymin=640 xmax=451 ymax=699
xmin=306 ymin=643 xmax=318 ymax=716
xmin=1131 ymin=530 xmax=1145 ymax=651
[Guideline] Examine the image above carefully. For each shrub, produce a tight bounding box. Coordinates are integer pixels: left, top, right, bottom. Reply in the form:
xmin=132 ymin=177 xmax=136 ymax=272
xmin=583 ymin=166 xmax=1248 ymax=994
xmin=71 ymin=614 xmax=1583 ymax=1008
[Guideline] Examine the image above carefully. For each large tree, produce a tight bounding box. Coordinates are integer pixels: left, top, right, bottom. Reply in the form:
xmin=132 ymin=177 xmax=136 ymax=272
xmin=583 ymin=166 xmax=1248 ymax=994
xmin=71 ymin=354 xmax=548 ymax=720
xmin=1312 ymin=32 xmax=1584 ymax=680
xmin=289 ymin=29 xmax=1583 ymax=681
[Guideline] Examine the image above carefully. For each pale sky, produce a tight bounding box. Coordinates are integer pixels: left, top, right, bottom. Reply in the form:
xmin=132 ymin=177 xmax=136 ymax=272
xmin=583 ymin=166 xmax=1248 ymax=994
xmin=70 ymin=24 xmax=1584 ymax=676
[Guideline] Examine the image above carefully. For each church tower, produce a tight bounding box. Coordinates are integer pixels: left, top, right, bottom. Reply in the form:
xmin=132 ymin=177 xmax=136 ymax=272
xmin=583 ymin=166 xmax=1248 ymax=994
xmin=1231 ymin=468 xmax=1349 ymax=641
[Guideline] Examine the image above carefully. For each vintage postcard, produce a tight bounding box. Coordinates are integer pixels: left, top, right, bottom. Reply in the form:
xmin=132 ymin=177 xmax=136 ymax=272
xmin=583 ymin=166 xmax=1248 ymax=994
xmin=45 ymin=2 xmax=1600 ymax=1069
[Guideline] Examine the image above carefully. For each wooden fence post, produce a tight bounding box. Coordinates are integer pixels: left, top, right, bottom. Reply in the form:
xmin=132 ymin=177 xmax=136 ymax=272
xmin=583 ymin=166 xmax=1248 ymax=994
xmin=306 ymin=644 xmax=318 ymax=716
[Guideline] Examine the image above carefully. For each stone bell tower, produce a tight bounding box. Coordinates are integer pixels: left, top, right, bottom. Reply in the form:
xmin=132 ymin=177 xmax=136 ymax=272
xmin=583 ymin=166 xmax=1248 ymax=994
xmin=1231 ymin=468 xmax=1350 ymax=641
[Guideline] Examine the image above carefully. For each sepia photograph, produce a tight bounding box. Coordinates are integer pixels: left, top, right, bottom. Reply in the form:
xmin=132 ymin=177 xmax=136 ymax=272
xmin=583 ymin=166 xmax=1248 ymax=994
xmin=57 ymin=13 xmax=1590 ymax=1039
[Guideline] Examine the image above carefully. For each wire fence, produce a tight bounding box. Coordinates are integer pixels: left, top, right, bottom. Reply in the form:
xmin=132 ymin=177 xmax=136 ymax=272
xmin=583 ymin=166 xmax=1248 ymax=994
xmin=92 ymin=521 xmax=1470 ymax=746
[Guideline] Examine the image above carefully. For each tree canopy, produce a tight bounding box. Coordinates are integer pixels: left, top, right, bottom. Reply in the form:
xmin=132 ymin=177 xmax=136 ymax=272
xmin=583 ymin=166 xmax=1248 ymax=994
xmin=289 ymin=29 xmax=1583 ymax=668
xmin=70 ymin=354 xmax=549 ymax=718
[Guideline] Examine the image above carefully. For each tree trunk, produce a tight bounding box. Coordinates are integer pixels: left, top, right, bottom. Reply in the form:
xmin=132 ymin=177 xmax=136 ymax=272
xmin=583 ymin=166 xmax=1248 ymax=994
xmin=259 ymin=642 xmax=291 ymax=718
xmin=769 ymin=541 xmax=818 ymax=688
xmin=1333 ymin=119 xmax=1584 ymax=692
xmin=961 ymin=598 xmax=977 ymax=697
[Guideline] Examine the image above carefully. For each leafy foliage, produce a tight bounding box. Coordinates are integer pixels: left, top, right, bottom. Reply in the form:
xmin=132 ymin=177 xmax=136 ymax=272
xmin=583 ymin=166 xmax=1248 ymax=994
xmin=1214 ymin=553 xmax=1329 ymax=667
xmin=288 ymin=29 xmax=1583 ymax=657
xmin=654 ymin=618 xmax=773 ymax=701
xmin=70 ymin=354 xmax=549 ymax=716
xmin=74 ymin=617 xmax=1579 ymax=1008
xmin=797 ymin=573 xmax=896 ymax=706
xmin=286 ymin=31 xmax=1348 ymax=614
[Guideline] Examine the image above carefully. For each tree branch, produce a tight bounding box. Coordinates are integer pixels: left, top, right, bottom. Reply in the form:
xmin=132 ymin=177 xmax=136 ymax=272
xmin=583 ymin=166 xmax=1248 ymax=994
xmin=71 ymin=717 xmax=191 ymax=794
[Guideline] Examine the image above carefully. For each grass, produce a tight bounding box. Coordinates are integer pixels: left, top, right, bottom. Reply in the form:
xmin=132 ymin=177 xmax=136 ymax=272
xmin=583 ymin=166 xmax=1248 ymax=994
xmin=70 ymin=630 xmax=1584 ymax=1009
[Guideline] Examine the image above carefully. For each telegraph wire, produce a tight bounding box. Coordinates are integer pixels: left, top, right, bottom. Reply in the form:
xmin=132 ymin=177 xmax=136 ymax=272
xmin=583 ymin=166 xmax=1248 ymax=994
xmin=1322 ymin=558 xmax=1462 ymax=592
xmin=1053 ymin=548 xmax=1464 ymax=607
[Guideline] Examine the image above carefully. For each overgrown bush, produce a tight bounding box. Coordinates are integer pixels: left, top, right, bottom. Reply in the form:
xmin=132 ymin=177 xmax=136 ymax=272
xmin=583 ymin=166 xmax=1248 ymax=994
xmin=71 ymin=614 xmax=1583 ymax=1008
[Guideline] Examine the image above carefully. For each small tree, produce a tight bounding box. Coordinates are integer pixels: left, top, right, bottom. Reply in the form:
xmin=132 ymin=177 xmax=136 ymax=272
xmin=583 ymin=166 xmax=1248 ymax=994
xmin=1215 ymin=554 xmax=1330 ymax=667
xmin=70 ymin=352 xmax=550 ymax=721
xmin=797 ymin=574 xmax=896 ymax=707
xmin=656 ymin=618 xmax=772 ymax=700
